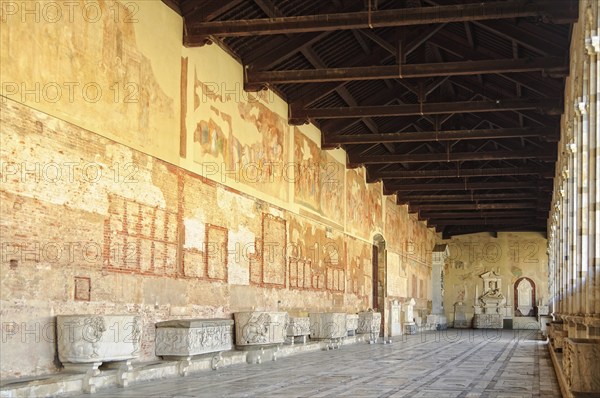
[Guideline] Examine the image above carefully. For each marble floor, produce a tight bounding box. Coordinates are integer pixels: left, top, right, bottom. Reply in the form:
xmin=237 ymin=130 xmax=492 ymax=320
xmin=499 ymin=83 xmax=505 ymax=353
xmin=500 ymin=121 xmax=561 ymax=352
xmin=74 ymin=329 xmax=561 ymax=398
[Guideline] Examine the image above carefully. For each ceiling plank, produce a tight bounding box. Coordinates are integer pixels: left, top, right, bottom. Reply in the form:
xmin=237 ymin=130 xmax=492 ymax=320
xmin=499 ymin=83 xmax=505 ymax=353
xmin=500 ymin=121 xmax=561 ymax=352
xmin=472 ymin=20 xmax=566 ymax=57
xmin=300 ymin=47 xmax=395 ymax=153
xmin=186 ymin=1 xmax=577 ymax=36
xmin=181 ymin=0 xmax=245 ymax=19
xmin=244 ymin=32 xmax=330 ymax=70
xmin=360 ymin=24 xmax=446 ymax=62
xmin=247 ymin=57 xmax=566 ymax=85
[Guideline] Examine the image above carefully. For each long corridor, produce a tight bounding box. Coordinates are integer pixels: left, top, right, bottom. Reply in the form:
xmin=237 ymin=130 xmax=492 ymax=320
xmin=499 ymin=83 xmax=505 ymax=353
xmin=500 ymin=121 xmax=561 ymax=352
xmin=80 ymin=330 xmax=560 ymax=398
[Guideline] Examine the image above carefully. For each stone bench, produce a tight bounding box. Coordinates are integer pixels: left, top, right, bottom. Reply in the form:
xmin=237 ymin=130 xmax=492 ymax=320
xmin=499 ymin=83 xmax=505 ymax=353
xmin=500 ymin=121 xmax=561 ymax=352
xmin=346 ymin=314 xmax=358 ymax=336
xmin=155 ymin=318 xmax=234 ymax=372
xmin=563 ymin=338 xmax=600 ymax=395
xmin=286 ymin=317 xmax=310 ymax=345
xmin=56 ymin=314 xmax=141 ymax=392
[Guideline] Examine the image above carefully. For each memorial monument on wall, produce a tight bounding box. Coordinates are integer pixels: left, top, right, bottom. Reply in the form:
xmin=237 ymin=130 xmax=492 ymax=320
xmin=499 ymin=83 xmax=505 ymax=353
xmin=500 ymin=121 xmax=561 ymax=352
xmin=427 ymin=244 xmax=449 ymax=330
xmin=473 ymin=271 xmax=507 ymax=329
xmin=404 ymin=298 xmax=417 ymax=334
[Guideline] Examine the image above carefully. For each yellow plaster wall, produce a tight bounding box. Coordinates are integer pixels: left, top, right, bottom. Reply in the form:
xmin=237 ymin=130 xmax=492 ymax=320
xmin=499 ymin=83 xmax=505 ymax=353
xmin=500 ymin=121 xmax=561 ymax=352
xmin=441 ymin=232 xmax=549 ymax=326
xmin=0 ymin=0 xmax=182 ymax=162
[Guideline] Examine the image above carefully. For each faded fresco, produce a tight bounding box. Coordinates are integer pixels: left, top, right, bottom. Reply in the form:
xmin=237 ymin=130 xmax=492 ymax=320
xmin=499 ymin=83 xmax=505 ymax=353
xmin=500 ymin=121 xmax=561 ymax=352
xmin=287 ymin=214 xmax=345 ymax=294
xmin=345 ymin=236 xmax=372 ymax=309
xmin=189 ymin=72 xmax=289 ymax=201
xmin=0 ymin=0 xmax=179 ymax=160
xmin=385 ymin=196 xmax=407 ymax=252
xmin=293 ymin=130 xmax=345 ymax=223
xmin=346 ymin=168 xmax=382 ymax=240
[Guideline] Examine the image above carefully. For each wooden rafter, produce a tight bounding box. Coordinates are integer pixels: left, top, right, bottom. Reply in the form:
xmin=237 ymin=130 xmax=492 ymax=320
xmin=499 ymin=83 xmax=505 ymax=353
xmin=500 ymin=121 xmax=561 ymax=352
xmin=185 ymin=0 xmax=577 ymax=37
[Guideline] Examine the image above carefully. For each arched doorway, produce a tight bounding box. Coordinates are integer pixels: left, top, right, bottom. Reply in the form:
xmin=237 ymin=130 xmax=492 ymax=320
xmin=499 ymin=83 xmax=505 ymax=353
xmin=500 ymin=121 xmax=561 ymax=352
xmin=372 ymin=234 xmax=386 ymax=336
xmin=514 ymin=277 xmax=536 ymax=317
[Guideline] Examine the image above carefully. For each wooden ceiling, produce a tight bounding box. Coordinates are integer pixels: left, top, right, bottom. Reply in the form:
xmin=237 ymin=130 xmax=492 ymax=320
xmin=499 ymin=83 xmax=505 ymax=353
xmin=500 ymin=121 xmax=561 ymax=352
xmin=164 ymin=0 xmax=578 ymax=238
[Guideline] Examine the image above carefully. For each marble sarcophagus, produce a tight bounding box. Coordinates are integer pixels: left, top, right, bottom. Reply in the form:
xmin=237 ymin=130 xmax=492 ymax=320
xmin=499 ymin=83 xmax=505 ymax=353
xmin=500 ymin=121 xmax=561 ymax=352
xmin=155 ymin=318 xmax=234 ymax=358
xmin=56 ymin=314 xmax=141 ymax=372
xmin=234 ymin=312 xmax=288 ymax=347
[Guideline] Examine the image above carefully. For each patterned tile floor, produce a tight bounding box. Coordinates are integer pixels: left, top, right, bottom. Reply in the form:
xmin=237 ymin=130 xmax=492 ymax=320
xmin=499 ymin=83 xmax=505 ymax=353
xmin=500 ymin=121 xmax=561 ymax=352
xmin=81 ymin=329 xmax=561 ymax=398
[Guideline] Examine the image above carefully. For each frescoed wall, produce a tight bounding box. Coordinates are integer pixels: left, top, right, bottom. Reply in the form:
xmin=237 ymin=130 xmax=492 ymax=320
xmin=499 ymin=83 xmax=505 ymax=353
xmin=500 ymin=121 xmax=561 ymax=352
xmin=346 ymin=168 xmax=383 ymax=240
xmin=294 ymin=129 xmax=345 ymax=224
xmin=0 ymin=1 xmax=437 ymax=379
xmin=0 ymin=0 xmax=181 ymax=161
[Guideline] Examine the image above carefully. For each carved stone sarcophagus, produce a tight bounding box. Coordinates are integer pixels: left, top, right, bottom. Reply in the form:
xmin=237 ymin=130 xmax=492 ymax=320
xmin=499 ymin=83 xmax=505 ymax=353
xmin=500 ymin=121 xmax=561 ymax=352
xmin=309 ymin=313 xmax=346 ymax=339
xmin=287 ymin=317 xmax=310 ymax=336
xmin=563 ymin=338 xmax=600 ymax=394
xmin=234 ymin=312 xmax=288 ymax=347
xmin=357 ymin=311 xmax=381 ymax=335
xmin=155 ymin=318 xmax=234 ymax=358
xmin=56 ymin=314 xmax=141 ymax=370
xmin=346 ymin=314 xmax=359 ymax=336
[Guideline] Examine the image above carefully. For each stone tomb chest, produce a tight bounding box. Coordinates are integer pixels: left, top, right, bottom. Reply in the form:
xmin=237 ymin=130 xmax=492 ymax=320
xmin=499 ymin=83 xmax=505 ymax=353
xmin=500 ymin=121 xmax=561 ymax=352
xmin=563 ymin=338 xmax=600 ymax=395
xmin=346 ymin=314 xmax=359 ymax=336
xmin=56 ymin=315 xmax=141 ymax=371
xmin=286 ymin=317 xmax=310 ymax=344
xmin=309 ymin=313 xmax=347 ymax=339
xmin=155 ymin=318 xmax=234 ymax=358
xmin=357 ymin=311 xmax=382 ymax=335
xmin=234 ymin=311 xmax=288 ymax=347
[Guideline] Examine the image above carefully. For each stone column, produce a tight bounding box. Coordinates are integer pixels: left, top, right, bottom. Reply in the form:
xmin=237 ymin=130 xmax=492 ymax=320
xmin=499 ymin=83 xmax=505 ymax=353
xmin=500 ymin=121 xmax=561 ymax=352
xmin=577 ymin=93 xmax=589 ymax=317
xmin=593 ymin=12 xmax=600 ymax=320
xmin=568 ymin=137 xmax=577 ymax=317
xmin=431 ymin=245 xmax=448 ymax=316
xmin=586 ymin=28 xmax=598 ymax=319
xmin=561 ymin=175 xmax=569 ymax=317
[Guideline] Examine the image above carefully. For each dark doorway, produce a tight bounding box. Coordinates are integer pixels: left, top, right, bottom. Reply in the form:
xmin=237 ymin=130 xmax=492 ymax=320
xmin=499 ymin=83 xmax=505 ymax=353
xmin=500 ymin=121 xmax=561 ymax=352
xmin=372 ymin=234 xmax=386 ymax=336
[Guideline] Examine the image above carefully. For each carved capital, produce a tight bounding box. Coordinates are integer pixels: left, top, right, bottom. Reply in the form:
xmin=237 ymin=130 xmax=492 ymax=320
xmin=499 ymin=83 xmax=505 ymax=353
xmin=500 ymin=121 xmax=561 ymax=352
xmin=585 ymin=32 xmax=600 ymax=55
xmin=578 ymin=97 xmax=589 ymax=115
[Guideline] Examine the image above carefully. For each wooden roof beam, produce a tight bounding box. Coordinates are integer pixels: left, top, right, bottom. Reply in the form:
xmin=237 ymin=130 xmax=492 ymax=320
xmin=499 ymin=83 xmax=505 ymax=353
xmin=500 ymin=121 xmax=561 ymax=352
xmin=420 ymin=211 xmax=547 ymax=219
xmin=384 ymin=181 xmax=552 ymax=193
xmin=292 ymin=98 xmax=562 ymax=123
xmin=247 ymin=57 xmax=567 ymax=85
xmin=396 ymin=193 xmax=547 ymax=203
xmin=428 ymin=218 xmax=542 ymax=226
xmin=409 ymin=202 xmax=545 ymax=211
xmin=369 ymin=166 xmax=554 ymax=181
xmin=186 ymin=0 xmax=578 ymax=37
xmin=353 ymin=148 xmax=556 ymax=165
xmin=323 ymin=127 xmax=555 ymax=145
